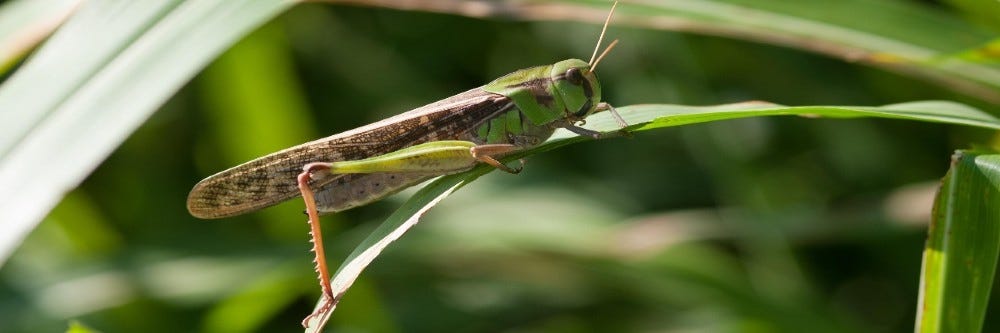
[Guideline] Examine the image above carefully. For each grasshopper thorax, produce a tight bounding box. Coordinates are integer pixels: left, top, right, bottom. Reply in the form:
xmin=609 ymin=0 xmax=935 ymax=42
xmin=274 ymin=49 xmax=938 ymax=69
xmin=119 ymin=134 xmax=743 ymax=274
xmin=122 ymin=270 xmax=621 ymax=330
xmin=551 ymin=59 xmax=602 ymax=120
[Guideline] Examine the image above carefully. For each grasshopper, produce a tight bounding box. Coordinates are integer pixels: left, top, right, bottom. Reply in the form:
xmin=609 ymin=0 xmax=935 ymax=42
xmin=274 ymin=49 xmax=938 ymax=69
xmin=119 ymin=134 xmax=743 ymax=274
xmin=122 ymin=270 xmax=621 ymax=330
xmin=186 ymin=2 xmax=624 ymax=325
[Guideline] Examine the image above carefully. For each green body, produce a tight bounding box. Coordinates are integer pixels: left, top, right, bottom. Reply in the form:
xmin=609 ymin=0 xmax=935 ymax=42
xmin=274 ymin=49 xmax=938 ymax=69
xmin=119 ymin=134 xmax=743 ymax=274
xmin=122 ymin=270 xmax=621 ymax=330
xmin=187 ymin=58 xmax=606 ymax=218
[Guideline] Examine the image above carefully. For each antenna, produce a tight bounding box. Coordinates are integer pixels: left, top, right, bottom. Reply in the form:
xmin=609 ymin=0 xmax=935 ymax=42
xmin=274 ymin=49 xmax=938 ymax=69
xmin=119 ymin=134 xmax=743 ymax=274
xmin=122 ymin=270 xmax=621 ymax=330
xmin=590 ymin=39 xmax=618 ymax=71
xmin=588 ymin=1 xmax=619 ymax=67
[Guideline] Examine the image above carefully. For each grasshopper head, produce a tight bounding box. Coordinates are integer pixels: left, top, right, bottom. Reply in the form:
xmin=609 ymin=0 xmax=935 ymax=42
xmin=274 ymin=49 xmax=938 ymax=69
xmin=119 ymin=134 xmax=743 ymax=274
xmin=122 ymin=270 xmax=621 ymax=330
xmin=552 ymin=59 xmax=602 ymax=119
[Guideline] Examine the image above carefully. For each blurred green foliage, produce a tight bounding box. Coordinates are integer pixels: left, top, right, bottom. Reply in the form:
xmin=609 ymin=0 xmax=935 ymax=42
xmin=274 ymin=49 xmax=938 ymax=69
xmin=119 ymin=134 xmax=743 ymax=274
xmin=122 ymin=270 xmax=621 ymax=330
xmin=1 ymin=1 xmax=999 ymax=332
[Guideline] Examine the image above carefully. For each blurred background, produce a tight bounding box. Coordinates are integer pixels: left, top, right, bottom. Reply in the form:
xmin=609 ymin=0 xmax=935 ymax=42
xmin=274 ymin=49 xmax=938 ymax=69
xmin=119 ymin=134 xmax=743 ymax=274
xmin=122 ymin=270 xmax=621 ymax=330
xmin=1 ymin=0 xmax=999 ymax=332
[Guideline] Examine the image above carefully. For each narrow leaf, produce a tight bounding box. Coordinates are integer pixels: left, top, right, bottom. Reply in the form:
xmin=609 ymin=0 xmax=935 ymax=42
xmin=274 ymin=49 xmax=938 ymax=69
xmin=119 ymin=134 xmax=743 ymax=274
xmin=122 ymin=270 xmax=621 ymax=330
xmin=916 ymin=151 xmax=1000 ymax=333
xmin=304 ymin=169 xmax=490 ymax=332
xmin=0 ymin=0 xmax=293 ymax=266
xmin=541 ymin=101 xmax=1000 ymax=153
xmin=328 ymin=0 xmax=1000 ymax=103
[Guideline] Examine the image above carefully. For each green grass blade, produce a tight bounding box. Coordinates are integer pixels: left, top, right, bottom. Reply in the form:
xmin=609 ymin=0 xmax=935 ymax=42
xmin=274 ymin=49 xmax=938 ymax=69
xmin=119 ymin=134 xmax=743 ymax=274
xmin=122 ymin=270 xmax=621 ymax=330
xmin=340 ymin=0 xmax=1000 ymax=103
xmin=0 ymin=0 xmax=293 ymax=266
xmin=539 ymin=101 xmax=1000 ymax=153
xmin=619 ymin=0 xmax=1000 ymax=103
xmin=916 ymin=151 xmax=1000 ymax=333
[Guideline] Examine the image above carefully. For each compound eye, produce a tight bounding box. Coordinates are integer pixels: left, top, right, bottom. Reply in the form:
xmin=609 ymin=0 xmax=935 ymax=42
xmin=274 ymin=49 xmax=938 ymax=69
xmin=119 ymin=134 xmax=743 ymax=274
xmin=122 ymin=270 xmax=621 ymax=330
xmin=565 ymin=68 xmax=584 ymax=85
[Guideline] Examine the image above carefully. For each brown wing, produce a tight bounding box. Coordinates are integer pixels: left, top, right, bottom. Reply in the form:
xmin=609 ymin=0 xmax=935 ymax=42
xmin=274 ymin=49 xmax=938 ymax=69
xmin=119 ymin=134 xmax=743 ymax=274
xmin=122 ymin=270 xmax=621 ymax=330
xmin=186 ymin=87 xmax=513 ymax=219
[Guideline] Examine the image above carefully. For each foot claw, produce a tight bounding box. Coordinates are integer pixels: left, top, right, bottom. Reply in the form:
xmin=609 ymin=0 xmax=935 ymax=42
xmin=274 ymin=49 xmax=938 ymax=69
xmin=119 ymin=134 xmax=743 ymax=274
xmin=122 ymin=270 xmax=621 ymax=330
xmin=302 ymin=293 xmax=337 ymax=328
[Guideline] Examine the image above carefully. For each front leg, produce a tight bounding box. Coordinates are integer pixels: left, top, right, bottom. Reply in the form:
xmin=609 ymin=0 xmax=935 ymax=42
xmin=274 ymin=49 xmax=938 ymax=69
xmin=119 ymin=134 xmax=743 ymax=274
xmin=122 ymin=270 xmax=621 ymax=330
xmin=597 ymin=102 xmax=629 ymax=129
xmin=560 ymin=122 xmax=605 ymax=139
xmin=560 ymin=103 xmax=631 ymax=139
